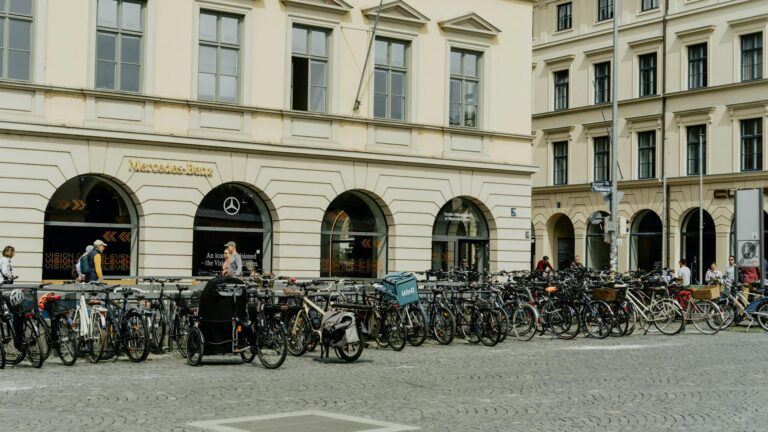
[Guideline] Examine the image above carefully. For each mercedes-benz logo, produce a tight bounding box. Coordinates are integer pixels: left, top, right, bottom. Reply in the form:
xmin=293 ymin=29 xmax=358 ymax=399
xmin=223 ymin=197 xmax=241 ymax=216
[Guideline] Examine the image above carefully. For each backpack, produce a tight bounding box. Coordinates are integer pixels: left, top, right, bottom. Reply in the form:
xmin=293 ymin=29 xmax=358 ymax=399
xmin=79 ymin=254 xmax=91 ymax=276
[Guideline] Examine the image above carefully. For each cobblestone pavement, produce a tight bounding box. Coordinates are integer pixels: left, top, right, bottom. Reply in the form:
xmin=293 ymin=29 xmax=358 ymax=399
xmin=2 ymin=330 xmax=767 ymax=432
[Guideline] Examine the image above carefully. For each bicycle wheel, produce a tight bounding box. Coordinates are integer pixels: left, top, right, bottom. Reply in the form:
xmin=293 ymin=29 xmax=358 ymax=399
xmin=405 ymin=305 xmax=428 ymax=347
xmin=384 ymin=308 xmax=406 ymax=351
xmin=479 ymin=309 xmax=502 ymax=347
xmin=23 ymin=318 xmax=44 ymax=368
xmin=0 ymin=331 xmax=5 ymax=369
xmin=124 ymin=312 xmax=150 ymax=362
xmin=36 ymin=315 xmax=53 ymax=362
xmin=542 ymin=301 xmax=577 ymax=340
xmin=431 ymin=306 xmax=455 ymax=345
xmin=240 ymin=338 xmax=257 ymax=364
xmin=149 ymin=313 xmax=167 ymax=354
xmin=1 ymin=318 xmax=25 ymax=365
xmin=465 ymin=308 xmax=483 ymax=344
xmin=651 ymin=299 xmax=685 ymax=335
xmin=511 ymin=304 xmax=537 ymax=342
xmin=286 ymin=310 xmax=311 ymax=357
xmin=495 ymin=307 xmax=509 ymax=343
xmin=690 ymin=300 xmax=722 ymax=335
xmin=257 ymin=318 xmax=287 ymax=369
xmin=185 ymin=327 xmax=204 ymax=366
xmin=583 ymin=300 xmax=613 ymax=339
xmin=336 ymin=321 xmax=364 ymax=362
xmin=756 ymin=303 xmax=768 ymax=331
xmin=55 ymin=315 xmax=78 ymax=366
xmin=173 ymin=315 xmax=192 ymax=358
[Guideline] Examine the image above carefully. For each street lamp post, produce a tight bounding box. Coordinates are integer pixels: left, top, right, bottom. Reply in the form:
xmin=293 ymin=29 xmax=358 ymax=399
xmin=699 ymin=130 xmax=704 ymax=285
xmin=610 ymin=0 xmax=620 ymax=272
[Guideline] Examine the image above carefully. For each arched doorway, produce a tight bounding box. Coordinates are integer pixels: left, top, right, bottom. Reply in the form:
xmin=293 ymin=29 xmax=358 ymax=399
xmin=193 ymin=183 xmax=272 ymax=276
xmin=431 ymin=197 xmax=490 ymax=273
xmin=550 ymin=214 xmax=575 ymax=270
xmin=586 ymin=211 xmax=610 ymax=270
xmin=630 ymin=210 xmax=662 ymax=271
xmin=321 ymin=191 xmax=387 ymax=278
xmin=681 ymin=209 xmax=716 ymax=284
xmin=43 ymin=175 xmax=138 ymax=280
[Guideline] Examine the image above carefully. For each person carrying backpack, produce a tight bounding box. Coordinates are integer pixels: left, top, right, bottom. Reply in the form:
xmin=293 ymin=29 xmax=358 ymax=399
xmin=85 ymin=240 xmax=107 ymax=282
xmin=74 ymin=245 xmax=94 ymax=282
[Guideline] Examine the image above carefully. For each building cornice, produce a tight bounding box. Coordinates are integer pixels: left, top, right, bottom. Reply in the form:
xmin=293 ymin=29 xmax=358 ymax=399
xmin=533 ymin=172 xmax=768 ymax=195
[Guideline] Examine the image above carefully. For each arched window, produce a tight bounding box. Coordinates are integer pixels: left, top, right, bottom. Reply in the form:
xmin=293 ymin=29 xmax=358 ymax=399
xmin=586 ymin=211 xmax=610 ymax=270
xmin=321 ymin=191 xmax=387 ymax=278
xmin=681 ymin=209 xmax=716 ymax=284
xmin=630 ymin=210 xmax=663 ymax=271
xmin=431 ymin=198 xmax=490 ymax=273
xmin=193 ymin=184 xmax=272 ymax=276
xmin=43 ymin=175 xmax=138 ymax=280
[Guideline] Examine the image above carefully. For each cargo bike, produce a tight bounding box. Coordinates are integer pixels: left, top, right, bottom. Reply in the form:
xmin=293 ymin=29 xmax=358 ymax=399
xmin=185 ymin=276 xmax=287 ymax=368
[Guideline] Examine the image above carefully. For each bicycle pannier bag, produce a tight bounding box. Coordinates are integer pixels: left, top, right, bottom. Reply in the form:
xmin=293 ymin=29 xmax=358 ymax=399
xmin=321 ymin=310 xmax=358 ymax=348
xmin=382 ymin=272 xmax=419 ymax=306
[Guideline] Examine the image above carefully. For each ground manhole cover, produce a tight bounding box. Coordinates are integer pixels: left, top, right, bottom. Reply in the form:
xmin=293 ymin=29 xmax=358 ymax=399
xmin=189 ymin=410 xmax=418 ymax=432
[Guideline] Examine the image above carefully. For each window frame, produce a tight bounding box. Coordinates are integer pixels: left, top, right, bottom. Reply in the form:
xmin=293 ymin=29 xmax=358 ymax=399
xmin=448 ymin=48 xmax=482 ymax=129
xmin=740 ymin=118 xmax=763 ymax=172
xmin=197 ymin=9 xmax=242 ymax=103
xmin=593 ymin=136 xmax=610 ymax=182
xmin=95 ymin=0 xmax=145 ymax=93
xmin=597 ymin=0 xmax=614 ymax=22
xmin=553 ymin=69 xmax=569 ymax=111
xmin=638 ymin=52 xmax=657 ymax=97
xmin=373 ymin=37 xmax=409 ymax=121
xmin=553 ymin=141 xmax=569 ymax=185
xmin=557 ymin=2 xmax=572 ymax=32
xmin=290 ymin=23 xmax=330 ymax=113
xmin=594 ymin=61 xmax=611 ymax=104
xmin=0 ymin=0 xmax=34 ymax=82
xmin=687 ymin=42 xmax=707 ymax=90
xmin=637 ymin=130 xmax=656 ymax=179
xmin=641 ymin=0 xmax=658 ymax=12
xmin=686 ymin=125 xmax=707 ymax=176
xmin=740 ymin=32 xmax=763 ymax=82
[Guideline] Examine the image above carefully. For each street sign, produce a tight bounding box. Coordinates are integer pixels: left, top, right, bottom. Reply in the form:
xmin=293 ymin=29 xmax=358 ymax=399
xmin=592 ymin=181 xmax=612 ymax=193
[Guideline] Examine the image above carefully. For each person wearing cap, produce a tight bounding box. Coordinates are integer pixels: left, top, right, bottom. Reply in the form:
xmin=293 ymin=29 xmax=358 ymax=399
xmin=75 ymin=245 xmax=94 ymax=282
xmin=86 ymin=240 xmax=107 ymax=282
xmin=225 ymin=241 xmax=242 ymax=277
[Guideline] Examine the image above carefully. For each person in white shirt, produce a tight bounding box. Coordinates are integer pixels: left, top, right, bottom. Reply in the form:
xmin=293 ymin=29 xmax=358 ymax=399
xmin=705 ymin=262 xmax=723 ymax=285
xmin=725 ymin=256 xmax=736 ymax=282
xmin=0 ymin=246 xmax=17 ymax=284
xmin=676 ymin=259 xmax=692 ymax=287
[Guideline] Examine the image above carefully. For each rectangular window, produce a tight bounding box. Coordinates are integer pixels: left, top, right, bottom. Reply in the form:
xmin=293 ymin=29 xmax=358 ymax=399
xmin=594 ymin=62 xmax=611 ymax=104
xmin=553 ymin=141 xmax=568 ymax=185
xmin=688 ymin=43 xmax=707 ymax=90
xmin=374 ymin=38 xmax=408 ymax=121
xmin=291 ymin=25 xmax=329 ymax=112
xmin=554 ymin=70 xmax=569 ymax=111
xmin=557 ymin=3 xmax=572 ymax=31
xmin=638 ymin=131 xmax=656 ymax=179
xmin=687 ymin=125 xmax=707 ymax=175
xmin=598 ymin=0 xmax=614 ymax=21
xmin=96 ymin=0 xmax=144 ymax=92
xmin=0 ymin=0 xmax=34 ymax=81
xmin=449 ymin=49 xmax=481 ymax=128
xmin=593 ymin=137 xmax=610 ymax=182
xmin=641 ymin=0 xmax=658 ymax=11
xmin=638 ymin=53 xmax=657 ymax=97
xmin=198 ymin=10 xmax=241 ymax=103
xmin=741 ymin=32 xmax=763 ymax=82
xmin=741 ymin=118 xmax=763 ymax=172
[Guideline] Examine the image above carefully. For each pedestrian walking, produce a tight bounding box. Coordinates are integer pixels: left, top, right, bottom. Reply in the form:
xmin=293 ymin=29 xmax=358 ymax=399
xmin=86 ymin=240 xmax=107 ymax=282
xmin=0 ymin=246 xmax=18 ymax=284
xmin=224 ymin=241 xmax=242 ymax=277
xmin=74 ymin=245 xmax=94 ymax=282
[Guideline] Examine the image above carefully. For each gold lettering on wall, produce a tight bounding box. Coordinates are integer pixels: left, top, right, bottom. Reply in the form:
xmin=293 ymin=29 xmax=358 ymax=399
xmin=128 ymin=159 xmax=213 ymax=177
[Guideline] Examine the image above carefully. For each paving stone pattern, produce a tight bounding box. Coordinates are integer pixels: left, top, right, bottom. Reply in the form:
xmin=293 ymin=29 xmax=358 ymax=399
xmin=1 ymin=331 xmax=767 ymax=431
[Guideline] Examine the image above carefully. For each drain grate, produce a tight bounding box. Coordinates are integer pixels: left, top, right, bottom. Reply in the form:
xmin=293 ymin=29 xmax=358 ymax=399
xmin=189 ymin=410 xmax=418 ymax=432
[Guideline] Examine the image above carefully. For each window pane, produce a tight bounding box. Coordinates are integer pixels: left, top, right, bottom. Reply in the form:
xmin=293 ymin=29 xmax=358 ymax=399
xmin=464 ymin=53 xmax=478 ymax=78
xmin=374 ymin=39 xmax=388 ymax=66
xmin=121 ymin=35 xmax=140 ymax=64
xmin=450 ymin=51 xmax=461 ymax=75
xmin=391 ymin=71 xmax=404 ymax=96
xmin=449 ymin=103 xmax=461 ymax=125
xmin=120 ymin=62 xmax=140 ymax=92
xmin=219 ymin=75 xmax=237 ymax=102
xmin=391 ymin=42 xmax=405 ymax=68
xmin=97 ymin=0 xmax=118 ymax=28
xmin=96 ymin=60 xmax=116 ymax=89
xmin=374 ymin=69 xmax=387 ymax=94
xmin=121 ymin=0 xmax=142 ymax=31
xmin=449 ymin=79 xmax=461 ymax=103
xmin=198 ymin=72 xmax=215 ymax=100
xmin=309 ymin=29 xmax=327 ymax=57
xmin=10 ymin=0 xmax=31 ymax=15
xmin=8 ymin=19 xmax=30 ymax=50
xmin=198 ymin=45 xmax=216 ymax=73
xmin=391 ymin=96 xmax=404 ymax=120
xmin=373 ymin=94 xmax=387 ymax=118
xmin=220 ymin=48 xmax=238 ymax=76
xmin=292 ymin=27 xmax=307 ymax=54
xmin=220 ymin=16 xmax=239 ymax=45
xmin=309 ymin=86 xmax=326 ymax=112
xmin=310 ymin=61 xmax=325 ymax=87
xmin=199 ymin=12 xmax=217 ymax=42
xmin=96 ymin=32 xmax=116 ymax=61
xmin=465 ymin=81 xmax=477 ymax=104
xmin=465 ymin=104 xmax=477 ymax=127
xmin=8 ymin=49 xmax=29 ymax=80
xmin=291 ymin=57 xmax=308 ymax=111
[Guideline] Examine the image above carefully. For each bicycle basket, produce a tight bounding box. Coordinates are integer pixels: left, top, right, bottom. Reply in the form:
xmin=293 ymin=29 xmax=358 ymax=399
xmin=592 ymin=288 xmax=618 ymax=302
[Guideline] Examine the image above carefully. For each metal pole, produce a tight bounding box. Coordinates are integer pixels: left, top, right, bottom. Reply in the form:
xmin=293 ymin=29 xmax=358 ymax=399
xmin=699 ymin=131 xmax=704 ymax=285
xmin=610 ymin=0 xmax=620 ymax=272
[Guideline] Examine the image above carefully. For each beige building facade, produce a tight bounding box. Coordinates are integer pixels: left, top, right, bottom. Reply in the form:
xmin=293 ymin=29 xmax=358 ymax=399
xmin=532 ymin=0 xmax=768 ymax=278
xmin=0 ymin=0 xmax=534 ymax=282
